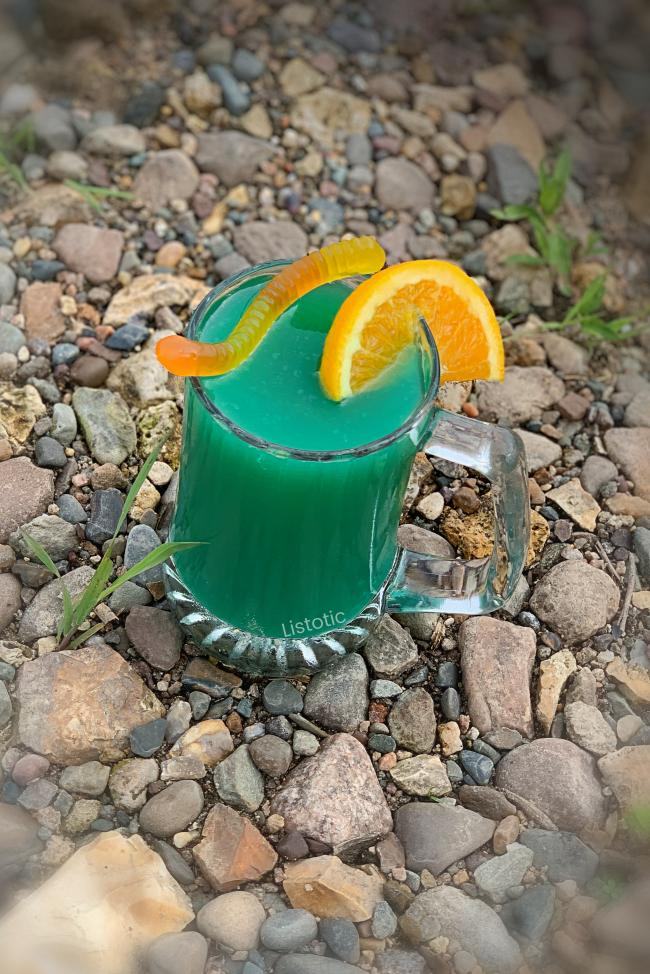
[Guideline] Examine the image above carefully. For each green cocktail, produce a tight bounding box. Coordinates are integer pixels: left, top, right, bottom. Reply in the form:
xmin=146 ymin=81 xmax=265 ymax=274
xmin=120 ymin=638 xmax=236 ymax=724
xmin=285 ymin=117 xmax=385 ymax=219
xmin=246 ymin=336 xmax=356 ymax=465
xmin=171 ymin=267 xmax=428 ymax=639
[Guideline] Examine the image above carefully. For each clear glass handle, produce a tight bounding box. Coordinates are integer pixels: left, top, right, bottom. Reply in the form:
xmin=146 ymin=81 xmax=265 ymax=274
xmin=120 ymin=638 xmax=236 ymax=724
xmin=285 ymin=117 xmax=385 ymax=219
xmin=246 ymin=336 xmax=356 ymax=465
xmin=387 ymin=409 xmax=530 ymax=615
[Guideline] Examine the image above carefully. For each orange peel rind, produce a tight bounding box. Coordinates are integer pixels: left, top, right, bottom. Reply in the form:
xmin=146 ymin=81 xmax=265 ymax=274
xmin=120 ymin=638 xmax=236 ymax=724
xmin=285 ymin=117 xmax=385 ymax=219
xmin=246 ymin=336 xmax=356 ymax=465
xmin=156 ymin=236 xmax=386 ymax=377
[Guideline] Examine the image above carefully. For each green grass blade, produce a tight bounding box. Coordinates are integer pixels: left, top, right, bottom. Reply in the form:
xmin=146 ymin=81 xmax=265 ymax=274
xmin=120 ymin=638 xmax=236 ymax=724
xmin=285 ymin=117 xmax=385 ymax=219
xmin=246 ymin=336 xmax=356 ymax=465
xmin=97 ymin=541 xmax=200 ymax=601
xmin=21 ymin=532 xmax=60 ymax=576
xmin=564 ymin=274 xmax=606 ymax=323
xmin=71 ymin=556 xmax=114 ymax=630
xmin=68 ymin=622 xmax=106 ymax=651
xmin=505 ymin=253 xmax=546 ymax=267
xmin=112 ymin=439 xmax=167 ymax=543
xmin=490 ymin=204 xmax=541 ymax=222
xmin=61 ymin=585 xmax=74 ymax=635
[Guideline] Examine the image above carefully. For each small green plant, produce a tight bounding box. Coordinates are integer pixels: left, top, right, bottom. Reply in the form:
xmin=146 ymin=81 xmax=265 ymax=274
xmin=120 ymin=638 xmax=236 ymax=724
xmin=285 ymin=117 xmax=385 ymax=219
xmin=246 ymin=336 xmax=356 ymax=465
xmin=64 ymin=179 xmax=134 ymax=212
xmin=625 ymin=804 xmax=650 ymax=843
xmin=23 ymin=440 xmax=197 ymax=651
xmin=543 ymin=273 xmax=637 ymax=342
xmin=0 ymin=118 xmax=36 ymax=192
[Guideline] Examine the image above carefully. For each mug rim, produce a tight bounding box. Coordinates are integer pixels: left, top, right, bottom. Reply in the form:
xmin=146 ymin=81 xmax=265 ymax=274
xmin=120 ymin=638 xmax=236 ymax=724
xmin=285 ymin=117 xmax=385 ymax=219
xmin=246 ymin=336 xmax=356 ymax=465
xmin=186 ymin=258 xmax=441 ymax=461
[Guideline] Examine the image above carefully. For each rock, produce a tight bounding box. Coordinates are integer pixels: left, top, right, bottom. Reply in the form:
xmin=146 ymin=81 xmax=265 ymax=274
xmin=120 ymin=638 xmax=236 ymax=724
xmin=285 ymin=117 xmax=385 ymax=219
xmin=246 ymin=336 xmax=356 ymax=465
xmin=388 ymin=688 xmax=435 ymax=752
xmin=197 ymin=891 xmax=265 ymax=950
xmin=461 ymin=749 xmax=495 ymax=785
xmin=170 ymin=719 xmax=233 ymax=768
xmin=598 ymin=746 xmax=650 ymax=813
xmin=487 ymin=144 xmax=537 ymax=205
xmin=276 ymin=959 xmax=363 ymax=974
xmin=53 ymin=224 xmax=124 ymax=284
xmin=395 ymin=802 xmax=495 ymax=874
xmin=401 ymin=886 xmax=521 ymax=973
xmin=213 ymin=745 xmax=264 ymax=812
xmin=0 ymin=832 xmax=193 ymax=974
xmin=0 ymin=384 xmax=46 ymax=444
xmin=363 ymin=615 xmax=419 ymax=678
xmin=500 ymin=884 xmax=555 ymax=941
xmin=16 ymin=183 xmax=93 ymax=228
xmin=482 ymin=224 xmax=537 ymax=281
xmin=107 ymin=350 xmax=175 ymax=408
xmin=262 ymin=679 xmax=303 ymax=715
xmin=580 ymin=454 xmax=618 ymax=497
xmin=476 ymin=367 xmax=565 ymax=424
xmin=519 ymin=829 xmax=599 ymax=884
xmin=460 ymin=618 xmax=536 ymax=738
xmin=16 ymin=642 xmax=165 ymax=763
xmin=131 ymin=719 xmax=167 ymax=758
xmin=232 ymin=48 xmax=265 ymax=82
xmin=104 ymin=274 xmax=208 ymax=326
xmin=291 ymin=88 xmax=371 ymax=146
xmin=283 ymin=856 xmax=383 ymax=921
xmin=493 ymin=815 xmax=521 ymax=853
xmin=124 ymin=523 xmax=163 ymax=585
xmin=303 ymin=653 xmax=368 ymax=732
xmin=375 ymin=158 xmax=433 ymax=212
xmin=592 ymin=879 xmax=650 ymax=967
xmin=146 ymin=932 xmax=208 ymax=974
xmin=606 ymin=658 xmax=650 ymax=705
xmin=564 ymin=701 xmax=617 ymax=756
xmin=196 ymin=131 xmax=274 ymax=187
xmin=233 ymin=220 xmax=308 ymax=264
xmin=184 ymin=69 xmax=221 ymax=114
xmin=193 ymin=803 xmax=277 ymax=891
xmin=139 ymin=780 xmax=204 ymax=838
xmin=547 ymin=478 xmax=601 ymax=531
xmin=474 ymin=62 xmax=529 ymax=98
xmin=474 ymin=843 xmax=535 ymax=897
xmin=535 ymin=649 xmax=578 ymax=735
xmin=320 ymin=918 xmax=361 ymax=964
xmin=530 ymin=562 xmax=620 ymax=643
xmin=70 ymin=354 xmax=110 ymax=387
xmin=32 ymin=104 xmax=76 ymax=151
xmin=133 ymin=150 xmax=200 ymax=210
xmin=272 ymin=734 xmax=392 ymax=856
xmin=604 ymin=427 xmax=650 ymax=500
xmin=249 ymin=735 xmax=292 ymax=777
xmin=495 ymin=739 xmax=606 ymax=833
xmin=34 ymin=436 xmax=66 ymax=468
xmin=515 ymin=430 xmax=562 ymax=473
xmin=109 ymin=758 xmax=159 ymax=812
xmin=51 ymin=402 xmax=77 ymax=446
xmin=73 ymin=388 xmax=136 ymax=464
xmin=126 ymin=606 xmax=183 ymax=671
xmin=59 ymin=761 xmax=110 ymax=797
xmin=625 ymin=388 xmax=650 ymax=428
xmin=487 ymin=100 xmax=545 ymax=170
xmin=0 ymin=803 xmax=43 ymax=877
xmin=390 ymin=754 xmax=451 ymax=798
xmin=280 ymin=57 xmax=325 ymax=97
xmin=0 ymin=574 xmax=21 ymax=634
xmin=0 ymin=264 xmax=16 ymax=304
xmin=82 ymin=124 xmax=146 ymax=156
xmin=18 ymin=565 xmax=94 ymax=643
xmin=20 ymin=281 xmax=66 ymax=341
xmin=440 ymin=174 xmax=476 ymax=219
xmin=240 ymin=103 xmax=273 ymax=139
xmin=260 ymin=909 xmax=318 ymax=952
xmin=415 ymin=491 xmax=444 ymax=520
xmin=0 ymin=458 xmax=54 ymax=543
xmin=542 ymin=333 xmax=589 ymax=375
xmin=12 ymin=512 xmax=77 ymax=560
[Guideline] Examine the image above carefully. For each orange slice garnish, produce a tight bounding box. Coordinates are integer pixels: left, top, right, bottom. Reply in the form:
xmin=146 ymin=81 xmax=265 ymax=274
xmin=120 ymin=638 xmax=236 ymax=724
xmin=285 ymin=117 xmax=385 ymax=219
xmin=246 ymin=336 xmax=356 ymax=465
xmin=156 ymin=236 xmax=386 ymax=377
xmin=319 ymin=259 xmax=504 ymax=400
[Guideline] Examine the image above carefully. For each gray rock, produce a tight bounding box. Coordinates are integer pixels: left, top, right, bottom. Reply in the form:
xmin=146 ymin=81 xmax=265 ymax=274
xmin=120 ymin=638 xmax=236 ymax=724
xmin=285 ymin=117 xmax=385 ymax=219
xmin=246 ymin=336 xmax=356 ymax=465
xmin=18 ymin=565 xmax=94 ymax=642
xmin=196 ymin=131 xmax=274 ymax=187
xmin=346 ymin=133 xmax=372 ymax=166
xmin=109 ymin=757 xmax=159 ymax=812
xmin=32 ymin=104 xmax=76 ymax=151
xmin=0 ymin=681 xmax=12 ymax=728
xmin=495 ymin=739 xmax=607 ymax=833
xmin=440 ymin=687 xmax=461 ymax=720
xmin=125 ymin=606 xmax=183 ymax=671
xmin=0 ymin=572 xmax=22 ymax=632
xmin=50 ymin=402 xmax=77 ymax=446
xmin=460 ymin=750 xmax=494 ymax=785
xmin=249 ymin=735 xmax=292 ymax=777
xmin=213 ymin=744 xmax=264 ymax=812
xmin=0 ymin=265 xmax=17 ymax=305
xmin=165 ymin=700 xmax=191 ymax=743
xmin=108 ymin=580 xmax=152 ymax=613
xmin=529 ymin=561 xmax=620 ymax=644
xmin=487 ymin=143 xmax=537 ymax=205
xmin=328 ymin=17 xmax=381 ymax=52
xmin=130 ymin=718 xmax=167 ymax=758
xmin=232 ymin=49 xmax=265 ymax=82
xmin=519 ymin=828 xmax=599 ymax=884
xmin=476 ymin=366 xmax=565 ymax=425
xmin=371 ymin=900 xmax=398 ymax=938
xmin=474 ymin=843 xmax=535 ymax=897
xmin=0 ymin=802 xmax=43 ymax=877
xmin=151 ymin=839 xmax=196 ymax=885
xmin=132 ymin=149 xmax=199 ymax=211
xmin=375 ymin=157 xmax=433 ymax=212
xmin=275 ymin=959 xmax=363 ymax=974
xmin=0 ymin=322 xmax=22 ymax=357
xmin=402 ymin=886 xmax=521 ymax=973
xmin=564 ymin=701 xmax=617 ymax=756
xmin=233 ymin=220 xmax=308 ymax=265
xmin=515 ymin=430 xmax=562 ymax=473
xmin=124 ymin=523 xmax=163 ymax=585
xmin=376 ymin=951 xmax=426 ymax=974
xmin=371 ymin=680 xmax=402 ymax=698
xmin=263 ymin=679 xmax=303 ymax=715
xmin=580 ymin=454 xmax=618 ymax=498
xmin=565 ymin=668 xmax=598 ymax=708
xmin=319 ymin=918 xmax=360 ymax=964
xmin=363 ymin=615 xmax=419 ymax=678
xmin=146 ymin=931 xmax=208 ymax=974
xmin=260 ymin=909 xmax=318 ymax=952
xmin=81 ymin=124 xmax=145 ymax=157
xmin=458 ymin=785 xmax=516 ymax=820
xmin=395 ymin=802 xmax=495 ymax=875
xmin=139 ymin=780 xmax=204 ymax=838
xmin=388 ymin=688 xmax=435 ymax=753
xmin=208 ymin=65 xmax=250 ymax=116
xmin=59 ymin=761 xmax=110 ymax=797
xmin=34 ymin=436 xmax=66 ymax=468
xmin=303 ymin=653 xmax=368 ymax=732
xmin=634 ymin=526 xmax=650 ymax=582
xmin=85 ymin=488 xmax=123 ymax=544
xmin=499 ymin=884 xmax=555 ymax=941
xmin=72 ymin=388 xmax=136 ymax=465
xmin=543 ymin=333 xmax=589 ymax=375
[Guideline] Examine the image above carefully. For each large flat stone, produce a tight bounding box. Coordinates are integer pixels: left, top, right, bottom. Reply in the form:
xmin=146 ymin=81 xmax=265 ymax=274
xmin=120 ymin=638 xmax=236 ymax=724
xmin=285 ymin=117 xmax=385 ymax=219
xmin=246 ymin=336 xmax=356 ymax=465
xmin=530 ymin=561 xmax=620 ymax=644
xmin=0 ymin=458 xmax=54 ymax=543
xmin=17 ymin=565 xmax=95 ymax=643
xmin=395 ymin=802 xmax=495 ymax=874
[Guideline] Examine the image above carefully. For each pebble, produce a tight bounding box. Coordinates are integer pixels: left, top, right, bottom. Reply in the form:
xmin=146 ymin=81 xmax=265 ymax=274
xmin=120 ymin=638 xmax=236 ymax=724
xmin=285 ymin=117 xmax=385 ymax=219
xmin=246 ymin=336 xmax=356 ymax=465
xmin=213 ymin=745 xmax=264 ymax=812
xmin=260 ymin=909 xmax=318 ymax=952
xmin=50 ymin=402 xmax=77 ymax=445
xmin=303 ymin=653 xmax=368 ymax=732
xmin=459 ymin=750 xmax=494 ymax=785
xmin=371 ymin=900 xmax=398 ymax=939
xmin=371 ymin=680 xmax=402 ymax=699
xmin=263 ymin=680 xmax=303 ymax=715
xmin=292 ymin=730 xmax=319 ymax=756
xmin=34 ymin=436 xmax=66 ymax=469
xmin=59 ymin=761 xmax=110 ymax=797
xmin=232 ymin=49 xmax=265 ymax=82
xmin=146 ymin=931 xmax=208 ymax=974
xmin=319 ymin=918 xmax=361 ymax=965
xmin=85 ymin=488 xmax=123 ymax=544
xmin=441 ymin=687 xmax=461 ymax=720
xmin=123 ymin=523 xmax=163 ymax=585
xmin=197 ymin=891 xmax=265 ymax=951
xmin=139 ymin=780 xmax=204 ymax=838
xmin=129 ymin=718 xmax=167 ymax=758
xmin=249 ymin=735 xmax=293 ymax=777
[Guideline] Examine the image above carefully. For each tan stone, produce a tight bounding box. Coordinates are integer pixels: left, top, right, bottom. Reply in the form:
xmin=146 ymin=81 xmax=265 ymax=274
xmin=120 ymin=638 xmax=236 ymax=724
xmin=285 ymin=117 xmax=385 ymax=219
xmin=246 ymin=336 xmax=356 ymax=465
xmin=279 ymin=57 xmax=325 ymax=97
xmin=606 ymin=658 xmax=650 ymax=705
xmin=104 ymin=274 xmax=210 ymax=326
xmin=291 ymin=88 xmax=371 ymax=145
xmin=438 ymin=721 xmax=463 ymax=756
xmin=16 ymin=643 xmax=165 ymax=764
xmin=15 ymin=183 xmax=93 ymax=227
xmin=536 ymin=649 xmax=577 ymax=735
xmin=487 ymin=99 xmax=546 ymax=170
xmin=0 ymin=383 xmax=45 ymax=442
xmin=547 ymin=478 xmax=601 ymax=531
xmin=240 ymin=104 xmax=273 ymax=139
xmin=0 ymin=832 xmax=193 ymax=974
xmin=170 ymin=719 xmax=234 ymax=768
xmin=604 ymin=427 xmax=650 ymax=501
xmin=493 ymin=815 xmax=520 ymax=854
xmin=606 ymin=494 xmax=650 ymax=518
xmin=53 ymin=224 xmax=124 ymax=284
xmin=441 ymin=498 xmax=548 ymax=568
xmin=598 ymin=746 xmax=650 ymax=813
xmin=390 ymin=755 xmax=452 ymax=798
xmin=283 ymin=855 xmax=384 ymax=921
xmin=20 ymin=281 xmax=65 ymax=341
xmin=193 ymin=803 xmax=277 ymax=892
xmin=632 ymin=591 xmax=650 ymax=610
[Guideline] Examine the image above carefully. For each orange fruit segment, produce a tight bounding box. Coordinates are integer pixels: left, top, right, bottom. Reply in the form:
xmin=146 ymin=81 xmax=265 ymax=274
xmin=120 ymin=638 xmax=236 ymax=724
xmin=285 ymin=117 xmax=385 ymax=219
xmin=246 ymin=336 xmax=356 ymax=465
xmin=319 ymin=259 xmax=504 ymax=401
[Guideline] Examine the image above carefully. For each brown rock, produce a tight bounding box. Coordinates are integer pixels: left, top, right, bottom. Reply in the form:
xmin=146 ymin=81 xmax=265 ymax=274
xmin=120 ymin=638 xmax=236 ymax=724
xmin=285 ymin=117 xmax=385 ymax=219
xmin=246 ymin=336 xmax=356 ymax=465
xmin=0 ymin=384 xmax=46 ymax=444
xmin=487 ymin=99 xmax=546 ymax=169
xmin=530 ymin=561 xmax=620 ymax=644
xmin=536 ymin=649 xmax=578 ymax=735
xmin=459 ymin=617 xmax=536 ymax=738
xmin=606 ymin=494 xmax=650 ymax=518
xmin=547 ymin=478 xmax=601 ymax=531
xmin=283 ymin=855 xmax=384 ymax=921
xmin=233 ymin=220 xmax=308 ymax=264
xmin=474 ymin=63 xmax=529 ymax=98
xmin=53 ymin=224 xmax=124 ymax=284
xmin=15 ymin=183 xmax=93 ymax=228
xmin=0 ymin=832 xmax=193 ymax=974
xmin=291 ymin=88 xmax=371 ymax=146
xmin=0 ymin=572 xmax=21 ymax=632
xmin=440 ymin=174 xmax=476 ymax=219
xmin=125 ymin=605 xmax=183 ymax=670
xmin=493 ymin=815 xmax=521 ymax=854
xmin=133 ymin=150 xmax=200 ymax=210
xmin=16 ymin=643 xmax=165 ymax=764
xmin=606 ymin=658 xmax=650 ymax=705
xmin=271 ymin=734 xmax=392 ymax=857
xmin=458 ymin=785 xmax=517 ymax=821
xmin=20 ymin=282 xmax=65 ymax=341
xmin=388 ymin=688 xmax=436 ymax=753
xmin=170 ymin=720 xmax=234 ymax=768
xmin=604 ymin=427 xmax=650 ymax=500
xmin=193 ymin=803 xmax=277 ymax=892
xmin=69 ymin=354 xmax=110 ymax=387
xmin=0 ymin=458 xmax=54 ymax=543
xmin=598 ymin=746 xmax=650 ymax=814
